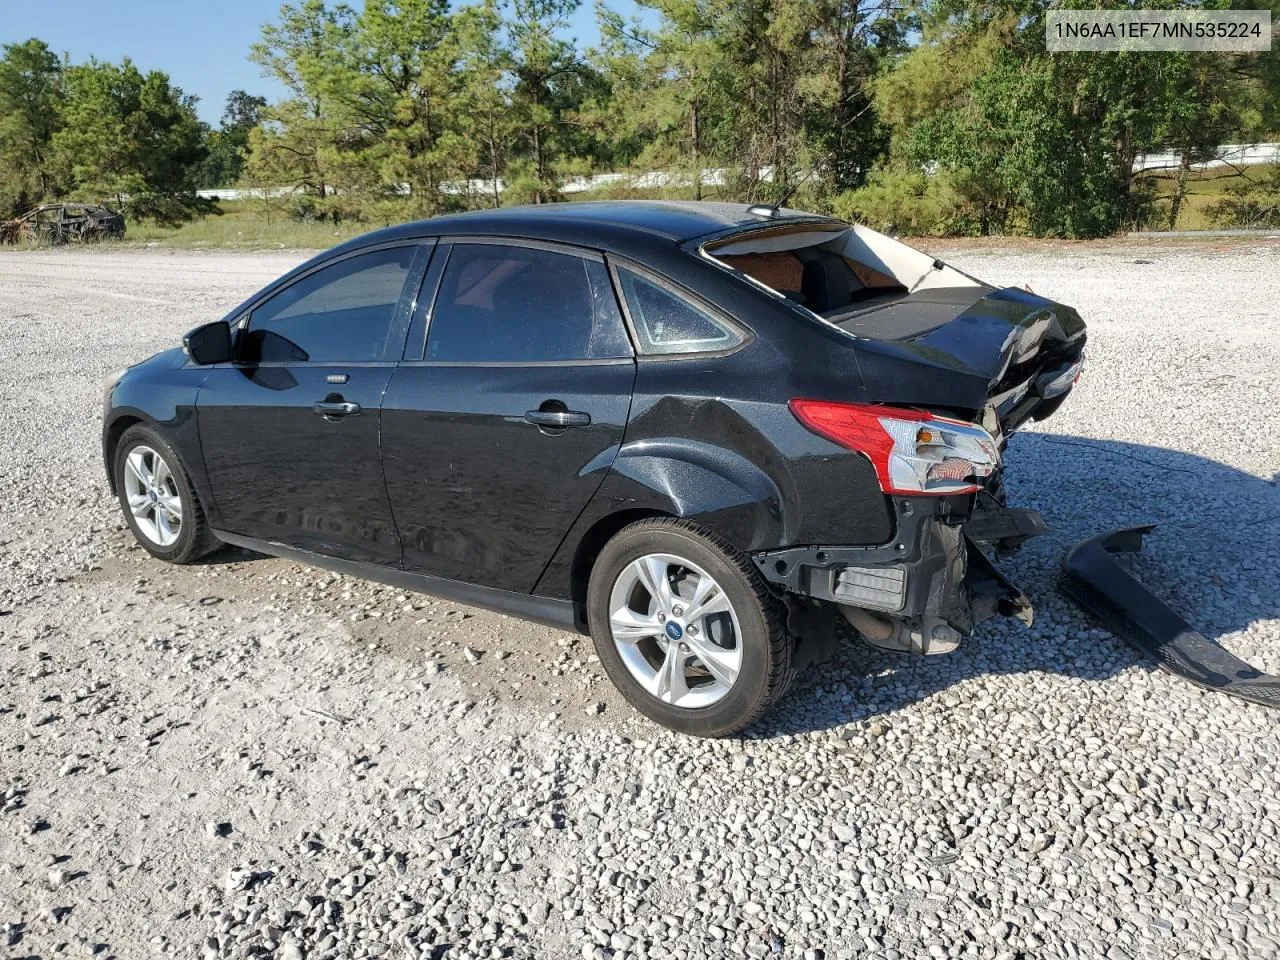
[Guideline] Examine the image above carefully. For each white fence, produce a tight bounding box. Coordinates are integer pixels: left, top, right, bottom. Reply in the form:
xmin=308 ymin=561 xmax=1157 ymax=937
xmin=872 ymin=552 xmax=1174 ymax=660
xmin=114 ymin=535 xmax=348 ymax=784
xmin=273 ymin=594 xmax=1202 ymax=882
xmin=196 ymin=148 xmax=1276 ymax=199
xmin=1132 ymin=142 xmax=1280 ymax=173
xmin=196 ymin=186 xmax=305 ymax=200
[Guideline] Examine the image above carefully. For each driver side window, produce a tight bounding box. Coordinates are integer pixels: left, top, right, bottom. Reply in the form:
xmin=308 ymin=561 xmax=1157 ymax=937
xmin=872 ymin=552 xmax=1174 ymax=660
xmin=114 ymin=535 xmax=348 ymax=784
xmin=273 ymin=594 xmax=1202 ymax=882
xmin=241 ymin=246 xmax=416 ymax=363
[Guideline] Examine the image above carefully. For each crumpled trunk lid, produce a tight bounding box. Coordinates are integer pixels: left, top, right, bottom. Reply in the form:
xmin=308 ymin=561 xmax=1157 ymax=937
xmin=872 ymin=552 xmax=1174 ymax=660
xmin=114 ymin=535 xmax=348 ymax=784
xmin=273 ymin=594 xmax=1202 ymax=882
xmin=843 ymin=286 xmax=1087 ymax=432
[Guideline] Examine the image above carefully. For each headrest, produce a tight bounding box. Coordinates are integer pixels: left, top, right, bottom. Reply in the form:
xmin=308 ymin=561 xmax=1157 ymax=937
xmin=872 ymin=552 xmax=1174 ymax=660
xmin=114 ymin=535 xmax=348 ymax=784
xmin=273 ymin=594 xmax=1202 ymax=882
xmin=800 ymin=252 xmax=861 ymax=313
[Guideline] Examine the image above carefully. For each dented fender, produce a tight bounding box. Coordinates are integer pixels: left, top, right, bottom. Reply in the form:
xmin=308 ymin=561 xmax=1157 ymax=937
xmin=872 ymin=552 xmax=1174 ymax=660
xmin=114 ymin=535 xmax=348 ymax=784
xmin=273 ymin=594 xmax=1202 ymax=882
xmin=606 ymin=438 xmax=786 ymax=549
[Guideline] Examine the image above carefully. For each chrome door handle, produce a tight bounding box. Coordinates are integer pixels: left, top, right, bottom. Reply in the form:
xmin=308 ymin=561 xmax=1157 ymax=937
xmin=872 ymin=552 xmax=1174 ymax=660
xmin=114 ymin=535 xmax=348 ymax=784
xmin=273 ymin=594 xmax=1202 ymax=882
xmin=524 ymin=409 xmax=591 ymax=428
xmin=313 ymin=400 xmax=361 ymax=418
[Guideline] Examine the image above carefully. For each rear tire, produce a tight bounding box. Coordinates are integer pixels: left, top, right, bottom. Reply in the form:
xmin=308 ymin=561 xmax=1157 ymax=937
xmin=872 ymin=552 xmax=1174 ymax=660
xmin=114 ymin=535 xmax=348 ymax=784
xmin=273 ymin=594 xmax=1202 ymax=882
xmin=114 ymin=423 xmax=218 ymax=564
xmin=587 ymin=518 xmax=793 ymax=737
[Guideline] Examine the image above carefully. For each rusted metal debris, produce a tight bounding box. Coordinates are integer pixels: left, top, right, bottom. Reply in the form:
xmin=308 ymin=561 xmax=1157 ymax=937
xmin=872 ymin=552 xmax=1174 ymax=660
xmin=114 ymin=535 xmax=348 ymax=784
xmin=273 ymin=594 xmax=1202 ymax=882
xmin=0 ymin=203 xmax=125 ymax=246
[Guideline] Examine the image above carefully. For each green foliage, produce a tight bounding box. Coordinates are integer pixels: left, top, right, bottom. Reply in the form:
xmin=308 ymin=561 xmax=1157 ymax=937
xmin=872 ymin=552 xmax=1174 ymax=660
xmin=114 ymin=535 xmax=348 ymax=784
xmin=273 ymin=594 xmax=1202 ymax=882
xmin=1207 ymin=168 xmax=1280 ymax=229
xmin=456 ymin=0 xmax=512 ymax=208
xmin=0 ymin=39 xmax=65 ymax=217
xmin=332 ymin=0 xmax=476 ymax=214
xmin=506 ymin=0 xmax=587 ymax=202
xmin=3 ymin=0 xmax=1278 ymax=240
xmin=48 ymin=58 xmax=210 ymax=223
xmin=868 ymin=0 xmax=1280 ymax=237
xmin=2 ymin=39 xmax=222 ymax=224
xmin=832 ymin=168 xmax=988 ymax=236
xmin=196 ymin=91 xmax=267 ymax=188
xmin=247 ymin=0 xmax=351 ymax=201
xmin=901 ymin=52 xmax=1127 ymax=237
xmin=592 ymin=0 xmax=729 ymax=199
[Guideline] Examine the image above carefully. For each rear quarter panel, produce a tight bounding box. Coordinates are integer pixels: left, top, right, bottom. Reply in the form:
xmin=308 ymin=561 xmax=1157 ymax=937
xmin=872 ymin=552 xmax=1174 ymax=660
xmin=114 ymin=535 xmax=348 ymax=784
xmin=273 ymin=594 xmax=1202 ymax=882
xmin=533 ymin=298 xmax=896 ymax=600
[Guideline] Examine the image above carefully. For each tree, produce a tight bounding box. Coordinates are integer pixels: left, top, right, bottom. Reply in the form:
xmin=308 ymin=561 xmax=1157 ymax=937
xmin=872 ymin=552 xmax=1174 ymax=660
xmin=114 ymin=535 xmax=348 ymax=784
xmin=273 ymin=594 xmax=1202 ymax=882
xmin=862 ymin=0 xmax=1280 ymax=237
xmin=223 ymin=0 xmax=1275 ymax=232
xmin=198 ymin=90 xmax=267 ymax=188
xmin=51 ymin=58 xmax=210 ymax=222
xmin=328 ymin=0 xmax=475 ymax=216
xmin=804 ymin=0 xmax=905 ymax=193
xmin=594 ymin=0 xmax=902 ymax=206
xmin=250 ymin=0 xmax=354 ymax=199
xmin=457 ymin=0 xmax=514 ymax=208
xmin=0 ymin=38 xmax=65 ymax=215
xmin=250 ymin=0 xmax=480 ymax=217
xmin=506 ymin=0 xmax=588 ymax=202
xmin=594 ymin=0 xmax=724 ymax=197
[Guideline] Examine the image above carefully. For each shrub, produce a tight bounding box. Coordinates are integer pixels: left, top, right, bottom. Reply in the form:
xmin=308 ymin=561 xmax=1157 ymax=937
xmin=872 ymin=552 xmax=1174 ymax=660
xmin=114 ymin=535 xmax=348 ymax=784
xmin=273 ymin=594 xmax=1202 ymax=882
xmin=831 ymin=169 xmax=985 ymax=237
xmin=1207 ymin=169 xmax=1280 ymax=229
xmin=289 ymin=194 xmax=321 ymax=222
xmin=124 ymin=192 xmax=219 ymax=226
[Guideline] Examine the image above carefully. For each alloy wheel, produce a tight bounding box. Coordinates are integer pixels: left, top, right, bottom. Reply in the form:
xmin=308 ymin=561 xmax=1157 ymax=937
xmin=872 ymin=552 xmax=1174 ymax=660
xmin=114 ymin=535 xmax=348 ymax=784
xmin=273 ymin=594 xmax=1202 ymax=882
xmin=122 ymin=444 xmax=183 ymax=547
xmin=608 ymin=552 xmax=743 ymax=708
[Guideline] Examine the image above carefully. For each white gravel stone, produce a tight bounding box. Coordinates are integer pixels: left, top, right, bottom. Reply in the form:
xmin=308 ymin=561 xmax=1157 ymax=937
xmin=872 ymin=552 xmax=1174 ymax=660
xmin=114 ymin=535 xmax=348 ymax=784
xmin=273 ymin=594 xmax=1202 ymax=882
xmin=0 ymin=242 xmax=1277 ymax=960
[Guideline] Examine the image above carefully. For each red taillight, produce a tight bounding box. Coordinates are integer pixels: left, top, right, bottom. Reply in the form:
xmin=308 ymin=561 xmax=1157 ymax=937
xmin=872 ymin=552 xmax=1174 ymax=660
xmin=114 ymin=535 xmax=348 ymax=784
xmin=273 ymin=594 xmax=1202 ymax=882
xmin=790 ymin=400 xmax=920 ymax=491
xmin=789 ymin=399 xmax=1000 ymax=496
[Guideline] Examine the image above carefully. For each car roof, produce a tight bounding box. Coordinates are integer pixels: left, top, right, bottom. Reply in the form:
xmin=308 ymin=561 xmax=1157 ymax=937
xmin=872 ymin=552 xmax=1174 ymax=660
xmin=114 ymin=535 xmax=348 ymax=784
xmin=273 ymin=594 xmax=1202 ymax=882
xmin=226 ymin=200 xmax=845 ymax=330
xmin=336 ymin=200 xmax=841 ymax=252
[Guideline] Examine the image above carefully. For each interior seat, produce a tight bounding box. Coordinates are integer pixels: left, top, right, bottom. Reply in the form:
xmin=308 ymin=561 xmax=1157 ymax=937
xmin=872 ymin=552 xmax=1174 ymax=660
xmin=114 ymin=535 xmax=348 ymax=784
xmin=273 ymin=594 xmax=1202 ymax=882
xmin=798 ymin=250 xmax=865 ymax=314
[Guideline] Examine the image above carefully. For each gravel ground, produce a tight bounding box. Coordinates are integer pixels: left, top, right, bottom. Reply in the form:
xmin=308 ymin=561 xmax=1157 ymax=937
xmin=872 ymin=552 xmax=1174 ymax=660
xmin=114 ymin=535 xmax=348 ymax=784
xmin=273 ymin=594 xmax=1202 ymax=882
xmin=1 ymin=242 xmax=1278 ymax=960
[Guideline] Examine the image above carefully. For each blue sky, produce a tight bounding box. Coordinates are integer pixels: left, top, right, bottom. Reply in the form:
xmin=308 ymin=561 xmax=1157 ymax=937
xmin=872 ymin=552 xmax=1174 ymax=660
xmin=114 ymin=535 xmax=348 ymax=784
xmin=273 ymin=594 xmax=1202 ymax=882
xmin=1 ymin=0 xmax=640 ymax=126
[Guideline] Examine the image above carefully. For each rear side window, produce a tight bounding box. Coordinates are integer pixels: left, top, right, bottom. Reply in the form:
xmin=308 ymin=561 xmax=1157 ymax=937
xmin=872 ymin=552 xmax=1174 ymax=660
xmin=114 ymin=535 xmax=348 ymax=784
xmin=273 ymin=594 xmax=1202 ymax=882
xmin=242 ymin=246 xmax=414 ymax=363
xmin=615 ymin=267 xmax=744 ymax=355
xmin=426 ymin=243 xmax=631 ymax=362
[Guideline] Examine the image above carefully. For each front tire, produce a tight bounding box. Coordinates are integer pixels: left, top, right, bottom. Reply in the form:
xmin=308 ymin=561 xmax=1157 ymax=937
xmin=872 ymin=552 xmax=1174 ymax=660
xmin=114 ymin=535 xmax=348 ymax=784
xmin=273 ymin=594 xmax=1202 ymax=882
xmin=587 ymin=518 xmax=793 ymax=737
xmin=114 ymin=424 xmax=218 ymax=564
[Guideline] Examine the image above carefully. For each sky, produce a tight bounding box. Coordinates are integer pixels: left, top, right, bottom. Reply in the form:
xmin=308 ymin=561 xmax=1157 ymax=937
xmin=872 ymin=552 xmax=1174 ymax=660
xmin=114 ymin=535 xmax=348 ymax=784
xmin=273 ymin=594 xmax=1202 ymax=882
xmin=1 ymin=0 xmax=640 ymax=126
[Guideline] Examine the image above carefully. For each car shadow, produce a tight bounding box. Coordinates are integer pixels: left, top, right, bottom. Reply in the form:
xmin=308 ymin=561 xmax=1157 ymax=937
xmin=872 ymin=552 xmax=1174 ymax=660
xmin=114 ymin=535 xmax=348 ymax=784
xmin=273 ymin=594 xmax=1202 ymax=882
xmin=178 ymin=432 xmax=1280 ymax=737
xmin=749 ymin=431 xmax=1280 ymax=739
xmin=189 ymin=544 xmax=266 ymax=566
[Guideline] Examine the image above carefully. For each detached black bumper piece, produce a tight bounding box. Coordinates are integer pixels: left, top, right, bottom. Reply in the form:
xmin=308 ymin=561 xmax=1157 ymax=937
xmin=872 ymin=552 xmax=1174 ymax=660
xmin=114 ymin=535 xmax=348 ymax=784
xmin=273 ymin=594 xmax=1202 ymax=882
xmin=1060 ymin=525 xmax=1280 ymax=709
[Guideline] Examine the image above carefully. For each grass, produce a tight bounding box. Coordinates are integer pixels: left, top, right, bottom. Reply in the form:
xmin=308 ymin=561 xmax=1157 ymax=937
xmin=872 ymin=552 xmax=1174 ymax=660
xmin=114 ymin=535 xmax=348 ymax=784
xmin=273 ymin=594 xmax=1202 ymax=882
xmin=117 ymin=187 xmax=713 ymax=251
xmin=1142 ymin=164 xmax=1271 ymax=231
xmin=120 ymin=199 xmax=373 ymax=250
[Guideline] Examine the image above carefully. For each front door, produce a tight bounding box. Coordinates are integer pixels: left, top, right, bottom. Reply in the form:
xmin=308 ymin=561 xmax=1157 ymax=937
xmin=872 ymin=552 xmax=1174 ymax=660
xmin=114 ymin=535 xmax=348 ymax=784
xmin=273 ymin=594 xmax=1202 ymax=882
xmin=381 ymin=240 xmax=636 ymax=593
xmin=196 ymin=242 xmax=429 ymax=565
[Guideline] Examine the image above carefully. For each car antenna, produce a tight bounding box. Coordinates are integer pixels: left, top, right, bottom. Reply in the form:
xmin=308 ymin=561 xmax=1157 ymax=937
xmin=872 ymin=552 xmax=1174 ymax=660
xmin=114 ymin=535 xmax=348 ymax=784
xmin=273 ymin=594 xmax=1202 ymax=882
xmin=747 ymin=165 xmax=819 ymax=219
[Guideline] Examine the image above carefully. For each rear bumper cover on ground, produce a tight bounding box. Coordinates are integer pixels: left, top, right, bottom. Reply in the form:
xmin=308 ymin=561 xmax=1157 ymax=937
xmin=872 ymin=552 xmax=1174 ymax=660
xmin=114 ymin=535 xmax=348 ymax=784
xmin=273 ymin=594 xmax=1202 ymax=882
xmin=1059 ymin=525 xmax=1280 ymax=708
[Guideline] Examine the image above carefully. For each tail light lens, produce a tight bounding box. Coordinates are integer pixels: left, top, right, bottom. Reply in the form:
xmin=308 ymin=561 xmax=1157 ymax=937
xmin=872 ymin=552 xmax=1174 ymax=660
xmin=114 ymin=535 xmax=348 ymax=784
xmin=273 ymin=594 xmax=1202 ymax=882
xmin=789 ymin=399 xmax=1000 ymax=495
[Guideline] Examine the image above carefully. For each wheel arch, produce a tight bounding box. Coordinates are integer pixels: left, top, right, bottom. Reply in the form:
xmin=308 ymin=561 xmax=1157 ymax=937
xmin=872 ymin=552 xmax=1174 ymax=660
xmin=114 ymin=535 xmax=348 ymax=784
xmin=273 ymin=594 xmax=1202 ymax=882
xmin=536 ymin=440 xmax=789 ymax=629
xmin=102 ymin=412 xmax=147 ymax=494
xmin=605 ymin=439 xmax=788 ymax=550
xmin=102 ymin=406 xmax=217 ymax=529
xmin=568 ymin=507 xmax=674 ymax=631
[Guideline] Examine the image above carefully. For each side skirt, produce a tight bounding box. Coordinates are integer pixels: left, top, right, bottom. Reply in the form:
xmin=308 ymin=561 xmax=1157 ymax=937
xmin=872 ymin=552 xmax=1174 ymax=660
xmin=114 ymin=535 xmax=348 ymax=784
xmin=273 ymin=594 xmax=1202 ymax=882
xmin=212 ymin=530 xmax=582 ymax=634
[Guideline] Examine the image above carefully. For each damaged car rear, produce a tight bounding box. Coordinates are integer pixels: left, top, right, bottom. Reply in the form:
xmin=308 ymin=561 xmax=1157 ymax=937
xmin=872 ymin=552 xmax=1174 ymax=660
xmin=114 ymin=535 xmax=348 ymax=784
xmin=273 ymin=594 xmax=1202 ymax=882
xmin=103 ymin=200 xmax=1088 ymax=737
xmin=696 ymin=213 xmax=1084 ymax=666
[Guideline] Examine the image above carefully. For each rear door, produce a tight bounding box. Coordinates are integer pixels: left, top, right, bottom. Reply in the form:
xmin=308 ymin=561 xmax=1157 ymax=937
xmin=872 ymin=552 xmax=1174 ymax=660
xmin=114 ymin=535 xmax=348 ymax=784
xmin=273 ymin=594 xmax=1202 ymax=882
xmin=381 ymin=239 xmax=636 ymax=593
xmin=196 ymin=241 xmax=431 ymax=565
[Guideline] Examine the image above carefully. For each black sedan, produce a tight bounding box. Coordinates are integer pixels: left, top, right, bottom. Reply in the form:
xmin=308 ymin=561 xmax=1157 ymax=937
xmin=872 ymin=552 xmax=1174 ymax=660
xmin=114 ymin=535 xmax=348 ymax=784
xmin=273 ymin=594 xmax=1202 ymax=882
xmin=102 ymin=201 xmax=1086 ymax=736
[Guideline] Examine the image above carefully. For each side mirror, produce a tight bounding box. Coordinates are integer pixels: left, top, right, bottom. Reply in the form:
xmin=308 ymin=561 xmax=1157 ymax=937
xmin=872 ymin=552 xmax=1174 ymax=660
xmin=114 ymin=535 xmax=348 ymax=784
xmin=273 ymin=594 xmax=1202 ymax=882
xmin=183 ymin=321 xmax=233 ymax=365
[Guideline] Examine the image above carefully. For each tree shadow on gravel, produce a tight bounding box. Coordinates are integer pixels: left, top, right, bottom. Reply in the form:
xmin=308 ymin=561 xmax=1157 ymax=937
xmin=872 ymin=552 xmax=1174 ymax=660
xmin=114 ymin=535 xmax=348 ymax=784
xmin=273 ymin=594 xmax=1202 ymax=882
xmin=749 ymin=433 xmax=1280 ymax=739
